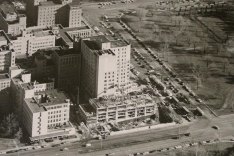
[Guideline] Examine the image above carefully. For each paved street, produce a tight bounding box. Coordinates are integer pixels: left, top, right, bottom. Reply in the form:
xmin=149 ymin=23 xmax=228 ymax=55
xmin=6 ymin=114 xmax=234 ymax=156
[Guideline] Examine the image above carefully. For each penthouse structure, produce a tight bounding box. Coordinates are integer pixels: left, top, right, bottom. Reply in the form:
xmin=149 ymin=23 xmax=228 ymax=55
xmin=11 ymin=69 xmax=55 ymax=114
xmin=81 ymin=35 xmax=131 ymax=100
xmin=23 ymin=89 xmax=75 ymax=139
xmin=79 ymin=93 xmax=158 ymax=124
xmin=9 ymin=27 xmax=56 ymax=57
xmin=0 ymin=1 xmax=26 ymax=36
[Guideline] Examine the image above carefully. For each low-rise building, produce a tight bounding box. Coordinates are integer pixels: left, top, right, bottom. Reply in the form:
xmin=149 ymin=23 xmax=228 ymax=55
xmin=0 ymin=1 xmax=26 ymax=36
xmin=55 ymin=23 xmax=94 ymax=48
xmin=79 ymin=93 xmax=158 ymax=123
xmin=11 ymin=69 xmax=55 ymax=114
xmin=0 ymin=31 xmax=16 ymax=72
xmin=23 ymin=89 xmax=75 ymax=139
xmin=0 ymin=73 xmax=11 ymax=115
xmin=9 ymin=27 xmax=56 ymax=58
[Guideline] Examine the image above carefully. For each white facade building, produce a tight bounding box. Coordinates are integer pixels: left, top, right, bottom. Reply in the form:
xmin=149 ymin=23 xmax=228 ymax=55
xmin=10 ymin=27 xmax=56 ymax=57
xmin=0 ymin=2 xmax=26 ymax=36
xmin=23 ymin=89 xmax=74 ymax=138
xmin=81 ymin=35 xmax=131 ymax=100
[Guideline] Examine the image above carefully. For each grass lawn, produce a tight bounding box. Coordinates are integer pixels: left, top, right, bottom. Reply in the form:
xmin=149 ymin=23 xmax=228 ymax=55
xmin=122 ymin=4 xmax=234 ymax=116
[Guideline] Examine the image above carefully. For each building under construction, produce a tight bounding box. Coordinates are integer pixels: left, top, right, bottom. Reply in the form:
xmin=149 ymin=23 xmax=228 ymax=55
xmin=78 ymin=93 xmax=158 ymax=124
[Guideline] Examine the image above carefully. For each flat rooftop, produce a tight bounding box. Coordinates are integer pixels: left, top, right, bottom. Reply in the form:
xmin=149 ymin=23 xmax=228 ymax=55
xmin=40 ymin=1 xmax=57 ymax=6
xmin=34 ymin=46 xmax=60 ymax=60
xmin=26 ymin=28 xmax=54 ymax=37
xmin=16 ymin=58 xmax=36 ymax=69
xmin=0 ymin=30 xmax=10 ymax=43
xmin=21 ymin=82 xmax=34 ymax=90
xmin=90 ymin=93 xmax=155 ymax=108
xmin=68 ymin=1 xmax=80 ymax=7
xmin=0 ymin=36 xmax=6 ymax=42
xmin=94 ymin=49 xmax=115 ymax=56
xmin=90 ymin=35 xmax=129 ymax=48
xmin=25 ymin=89 xmax=69 ymax=113
xmin=0 ymin=73 xmax=9 ymax=80
xmin=0 ymin=2 xmax=16 ymax=16
xmin=83 ymin=40 xmax=101 ymax=50
xmin=54 ymin=48 xmax=80 ymax=56
xmin=35 ymin=46 xmax=79 ymax=57
xmin=80 ymin=103 xmax=96 ymax=115
xmin=33 ymin=30 xmax=54 ymax=37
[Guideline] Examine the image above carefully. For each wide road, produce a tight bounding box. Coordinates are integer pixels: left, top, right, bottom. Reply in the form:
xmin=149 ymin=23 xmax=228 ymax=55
xmin=7 ymin=114 xmax=234 ymax=156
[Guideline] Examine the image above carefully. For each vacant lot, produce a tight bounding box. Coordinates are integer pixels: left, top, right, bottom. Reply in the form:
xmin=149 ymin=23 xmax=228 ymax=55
xmin=0 ymin=139 xmax=16 ymax=151
xmin=121 ymin=3 xmax=234 ymax=115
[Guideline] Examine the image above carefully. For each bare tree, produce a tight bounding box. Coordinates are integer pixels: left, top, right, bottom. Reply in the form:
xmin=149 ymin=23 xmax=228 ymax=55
xmin=192 ymin=64 xmax=202 ymax=90
xmin=204 ymin=55 xmax=213 ymax=68
xmin=15 ymin=128 xmax=23 ymax=141
xmin=136 ymin=9 xmax=146 ymax=21
xmin=0 ymin=113 xmax=19 ymax=138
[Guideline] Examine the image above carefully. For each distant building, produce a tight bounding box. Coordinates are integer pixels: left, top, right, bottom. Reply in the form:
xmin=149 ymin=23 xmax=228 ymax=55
xmin=79 ymin=93 xmax=158 ymax=123
xmin=23 ymin=0 xmax=47 ymax=26
xmin=9 ymin=27 xmax=56 ymax=57
xmin=0 ymin=31 xmax=16 ymax=72
xmin=25 ymin=0 xmax=81 ymax=28
xmin=15 ymin=46 xmax=81 ymax=91
xmin=52 ymin=22 xmax=94 ymax=49
xmin=0 ymin=73 xmax=11 ymax=116
xmin=80 ymin=35 xmax=131 ymax=100
xmin=23 ymin=89 xmax=75 ymax=139
xmin=0 ymin=1 xmax=26 ymax=36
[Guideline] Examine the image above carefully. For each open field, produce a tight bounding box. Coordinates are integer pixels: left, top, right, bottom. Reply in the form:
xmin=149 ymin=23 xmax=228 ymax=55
xmin=120 ymin=3 xmax=234 ymax=116
xmin=81 ymin=0 xmax=234 ymax=116
xmin=151 ymin=142 xmax=234 ymax=156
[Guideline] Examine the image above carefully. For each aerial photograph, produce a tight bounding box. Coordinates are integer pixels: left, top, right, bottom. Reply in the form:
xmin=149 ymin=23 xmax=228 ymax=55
xmin=0 ymin=0 xmax=233 ymax=155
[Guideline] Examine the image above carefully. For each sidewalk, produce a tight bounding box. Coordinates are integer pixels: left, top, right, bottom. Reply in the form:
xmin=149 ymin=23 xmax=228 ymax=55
xmin=0 ymin=134 xmax=81 ymax=155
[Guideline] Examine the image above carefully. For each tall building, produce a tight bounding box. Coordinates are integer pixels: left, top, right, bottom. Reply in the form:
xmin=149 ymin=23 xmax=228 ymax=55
xmin=24 ymin=0 xmax=47 ymax=26
xmin=67 ymin=3 xmax=82 ymax=28
xmin=52 ymin=47 xmax=81 ymax=91
xmin=23 ymin=89 xmax=75 ymax=139
xmin=9 ymin=27 xmax=56 ymax=58
xmin=81 ymin=35 xmax=131 ymax=100
xmin=15 ymin=46 xmax=81 ymax=91
xmin=31 ymin=0 xmax=81 ymax=28
xmin=0 ymin=1 xmax=26 ymax=36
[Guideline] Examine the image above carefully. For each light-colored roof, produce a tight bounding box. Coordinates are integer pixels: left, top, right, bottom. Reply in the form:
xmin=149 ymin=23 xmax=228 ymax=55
xmin=25 ymin=89 xmax=69 ymax=113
